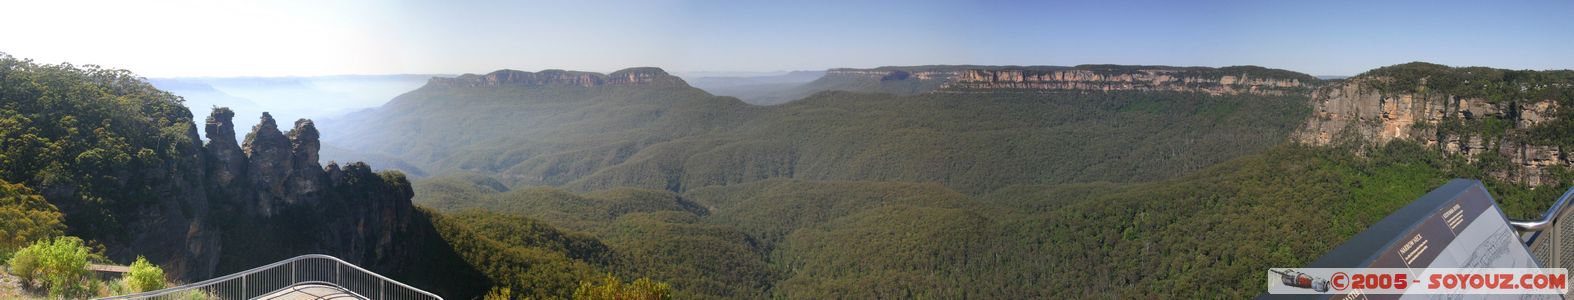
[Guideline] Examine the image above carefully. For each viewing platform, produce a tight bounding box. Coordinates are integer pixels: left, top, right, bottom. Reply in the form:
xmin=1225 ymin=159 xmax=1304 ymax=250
xmin=93 ymin=254 xmax=438 ymax=300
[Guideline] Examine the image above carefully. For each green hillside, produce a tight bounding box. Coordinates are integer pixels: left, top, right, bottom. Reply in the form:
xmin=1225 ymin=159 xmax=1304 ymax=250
xmin=327 ymin=69 xmax=1313 ymax=194
xmin=0 ymin=54 xmax=199 ymax=242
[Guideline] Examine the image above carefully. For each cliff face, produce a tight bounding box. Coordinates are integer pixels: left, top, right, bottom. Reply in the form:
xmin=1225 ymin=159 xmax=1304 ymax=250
xmin=815 ymin=65 xmax=1314 ymax=96
xmin=121 ymin=108 xmax=421 ymax=280
xmin=945 ymin=68 xmax=1307 ymax=95
xmin=426 ymin=67 xmax=687 ymax=88
xmin=111 ymin=118 xmax=222 ymax=280
xmin=1296 ymin=79 xmax=1566 ymax=185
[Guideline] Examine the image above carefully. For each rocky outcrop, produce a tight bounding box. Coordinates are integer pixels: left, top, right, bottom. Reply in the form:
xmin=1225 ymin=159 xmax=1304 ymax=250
xmin=427 ymin=67 xmax=687 ymax=88
xmin=190 ymin=108 xmax=420 ymax=278
xmin=1296 ymin=79 xmax=1567 ymax=186
xmin=243 ymin=113 xmax=293 ymax=216
xmin=316 ymin=162 xmax=415 ymax=264
xmin=1297 ymin=83 xmax=1450 ymax=145
xmin=286 ymin=119 xmax=325 ymax=206
xmin=204 ymin=108 xmax=249 ymax=219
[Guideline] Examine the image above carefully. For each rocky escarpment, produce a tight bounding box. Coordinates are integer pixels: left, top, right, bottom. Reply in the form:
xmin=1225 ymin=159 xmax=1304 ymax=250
xmin=814 ymin=65 xmax=1316 ymax=96
xmin=202 ymin=109 xmax=419 ymax=273
xmin=96 ymin=107 xmax=421 ymax=281
xmin=426 ymin=67 xmax=687 ymax=88
xmin=944 ymin=67 xmax=1309 ymax=96
xmin=1297 ymin=78 xmax=1566 ymax=185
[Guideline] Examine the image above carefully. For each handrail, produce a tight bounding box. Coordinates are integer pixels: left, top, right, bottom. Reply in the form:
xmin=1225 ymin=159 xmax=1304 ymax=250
xmin=93 ymin=254 xmax=441 ymax=300
xmin=1509 ymin=185 xmax=1574 ymax=232
xmin=1508 ymin=185 xmax=1574 ymax=271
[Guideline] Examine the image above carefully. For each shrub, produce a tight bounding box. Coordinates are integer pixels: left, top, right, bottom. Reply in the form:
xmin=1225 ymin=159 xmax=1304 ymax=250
xmin=483 ymin=287 xmax=512 ymax=300
xmin=5 ymin=236 xmax=98 ymax=298
xmin=6 ymin=245 xmax=40 ymax=283
xmin=125 ymin=256 xmax=166 ymax=292
xmin=572 ymin=274 xmax=671 ymax=300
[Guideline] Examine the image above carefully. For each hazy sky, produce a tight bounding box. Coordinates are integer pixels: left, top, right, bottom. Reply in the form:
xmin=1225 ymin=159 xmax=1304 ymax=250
xmin=2 ymin=0 xmax=1571 ymax=77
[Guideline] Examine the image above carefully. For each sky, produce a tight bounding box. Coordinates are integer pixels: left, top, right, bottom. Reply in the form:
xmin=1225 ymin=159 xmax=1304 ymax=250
xmin=1 ymin=0 xmax=1571 ymax=77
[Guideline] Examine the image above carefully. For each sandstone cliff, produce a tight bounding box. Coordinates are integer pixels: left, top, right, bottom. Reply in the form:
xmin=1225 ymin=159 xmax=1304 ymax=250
xmin=1296 ymin=78 xmax=1567 ymax=185
xmin=810 ymin=65 xmax=1315 ymax=96
xmin=944 ymin=67 xmax=1309 ymax=96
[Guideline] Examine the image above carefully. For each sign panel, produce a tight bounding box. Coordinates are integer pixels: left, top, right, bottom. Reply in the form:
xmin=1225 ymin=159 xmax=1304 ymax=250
xmin=1264 ymin=179 xmax=1558 ymax=299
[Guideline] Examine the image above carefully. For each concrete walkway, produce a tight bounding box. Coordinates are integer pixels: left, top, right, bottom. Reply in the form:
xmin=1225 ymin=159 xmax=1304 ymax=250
xmin=255 ymin=284 xmax=365 ymax=300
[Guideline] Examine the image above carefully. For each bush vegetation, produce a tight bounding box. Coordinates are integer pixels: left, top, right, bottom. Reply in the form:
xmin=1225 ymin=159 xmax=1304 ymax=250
xmin=6 ymin=236 xmax=102 ymax=298
xmin=573 ymin=274 xmax=672 ymax=300
xmin=125 ymin=256 xmax=166 ymax=293
xmin=1357 ymin=62 xmax=1574 ymax=104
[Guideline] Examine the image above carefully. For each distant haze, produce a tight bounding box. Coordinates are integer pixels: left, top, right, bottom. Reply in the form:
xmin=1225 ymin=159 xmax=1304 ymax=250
xmin=1 ymin=0 xmax=1571 ymax=77
xmin=150 ymin=75 xmax=441 ymax=134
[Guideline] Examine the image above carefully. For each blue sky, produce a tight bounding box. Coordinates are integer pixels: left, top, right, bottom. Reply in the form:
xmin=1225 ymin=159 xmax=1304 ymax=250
xmin=1 ymin=0 xmax=1570 ymax=77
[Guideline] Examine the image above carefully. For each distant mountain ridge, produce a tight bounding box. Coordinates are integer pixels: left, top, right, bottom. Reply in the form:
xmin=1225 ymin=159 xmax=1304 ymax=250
xmin=794 ymin=64 xmax=1319 ymax=98
xmin=685 ymin=71 xmax=825 ymax=105
xmin=151 ymin=75 xmax=439 ymax=135
xmin=328 ymin=63 xmax=1313 ymax=195
xmin=426 ymin=67 xmax=686 ymax=88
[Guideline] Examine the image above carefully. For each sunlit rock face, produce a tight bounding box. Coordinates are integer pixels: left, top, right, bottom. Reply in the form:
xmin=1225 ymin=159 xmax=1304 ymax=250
xmin=1296 ymin=79 xmax=1567 ymax=186
xmin=945 ymin=69 xmax=1306 ymax=95
xmin=818 ymin=65 xmax=1313 ymax=96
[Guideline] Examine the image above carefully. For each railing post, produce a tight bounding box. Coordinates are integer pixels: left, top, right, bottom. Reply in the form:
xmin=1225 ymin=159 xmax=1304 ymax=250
xmin=1554 ymin=217 xmax=1562 ymax=269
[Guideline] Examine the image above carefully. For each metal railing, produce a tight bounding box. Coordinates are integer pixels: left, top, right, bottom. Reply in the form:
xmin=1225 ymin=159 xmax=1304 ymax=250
xmin=1511 ymin=186 xmax=1574 ymax=270
xmin=94 ymin=254 xmax=441 ymax=300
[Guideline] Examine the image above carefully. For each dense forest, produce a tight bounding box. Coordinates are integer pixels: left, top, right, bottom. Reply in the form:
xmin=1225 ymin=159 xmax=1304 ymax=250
xmin=0 ymin=54 xmax=199 ymax=243
xmin=411 ymin=140 xmax=1564 ymax=298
